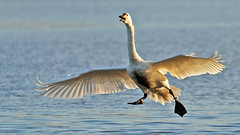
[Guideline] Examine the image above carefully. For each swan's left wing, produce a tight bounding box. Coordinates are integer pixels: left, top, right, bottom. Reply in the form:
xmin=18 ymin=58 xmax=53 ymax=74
xmin=152 ymin=51 xmax=226 ymax=79
xmin=34 ymin=69 xmax=137 ymax=99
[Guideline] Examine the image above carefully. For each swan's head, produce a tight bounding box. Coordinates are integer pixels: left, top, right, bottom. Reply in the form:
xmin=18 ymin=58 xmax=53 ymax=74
xmin=119 ymin=13 xmax=132 ymax=25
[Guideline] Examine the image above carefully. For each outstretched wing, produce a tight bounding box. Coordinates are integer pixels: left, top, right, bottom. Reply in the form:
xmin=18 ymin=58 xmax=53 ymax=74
xmin=152 ymin=51 xmax=226 ymax=79
xmin=34 ymin=69 xmax=137 ymax=99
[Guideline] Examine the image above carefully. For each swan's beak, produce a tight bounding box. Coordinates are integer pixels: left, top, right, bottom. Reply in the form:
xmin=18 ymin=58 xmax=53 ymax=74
xmin=119 ymin=15 xmax=125 ymax=22
xmin=119 ymin=13 xmax=127 ymax=22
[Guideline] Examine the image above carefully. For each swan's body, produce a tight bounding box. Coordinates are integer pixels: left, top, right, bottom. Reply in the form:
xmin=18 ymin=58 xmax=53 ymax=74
xmin=35 ymin=13 xmax=226 ymax=117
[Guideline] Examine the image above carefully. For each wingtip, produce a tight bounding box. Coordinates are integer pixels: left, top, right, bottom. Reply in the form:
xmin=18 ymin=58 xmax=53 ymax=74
xmin=34 ymin=75 xmax=48 ymax=90
xmin=33 ymin=80 xmax=45 ymax=87
xmin=34 ymin=88 xmax=47 ymax=91
xmin=210 ymin=51 xmax=218 ymax=58
xmin=215 ymin=54 xmax=222 ymax=59
xmin=36 ymin=75 xmax=46 ymax=84
xmin=210 ymin=51 xmax=226 ymax=63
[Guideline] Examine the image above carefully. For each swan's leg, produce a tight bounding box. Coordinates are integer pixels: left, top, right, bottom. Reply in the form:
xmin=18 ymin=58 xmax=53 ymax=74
xmin=128 ymin=93 xmax=147 ymax=105
xmin=169 ymin=89 xmax=177 ymax=100
xmin=169 ymin=89 xmax=187 ymax=117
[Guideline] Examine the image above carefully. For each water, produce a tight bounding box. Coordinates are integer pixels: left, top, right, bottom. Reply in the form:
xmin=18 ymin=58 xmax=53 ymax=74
xmin=1 ymin=0 xmax=240 ymax=134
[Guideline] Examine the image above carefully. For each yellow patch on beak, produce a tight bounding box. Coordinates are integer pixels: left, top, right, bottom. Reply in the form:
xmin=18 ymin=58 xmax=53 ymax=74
xmin=122 ymin=14 xmax=128 ymax=19
xmin=119 ymin=13 xmax=128 ymax=22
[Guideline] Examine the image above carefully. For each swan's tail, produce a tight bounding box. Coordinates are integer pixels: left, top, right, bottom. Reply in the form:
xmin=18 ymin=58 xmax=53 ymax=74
xmin=148 ymin=85 xmax=181 ymax=105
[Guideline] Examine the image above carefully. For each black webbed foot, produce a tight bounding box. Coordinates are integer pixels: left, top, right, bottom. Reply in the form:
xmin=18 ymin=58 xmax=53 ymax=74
xmin=128 ymin=99 xmax=143 ymax=105
xmin=169 ymin=88 xmax=187 ymax=117
xmin=128 ymin=93 xmax=147 ymax=105
xmin=174 ymin=100 xmax=187 ymax=117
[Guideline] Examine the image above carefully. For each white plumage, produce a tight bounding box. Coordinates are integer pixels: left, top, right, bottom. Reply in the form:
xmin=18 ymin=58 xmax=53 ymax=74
xmin=35 ymin=13 xmax=226 ymax=117
xmin=35 ymin=69 xmax=137 ymax=99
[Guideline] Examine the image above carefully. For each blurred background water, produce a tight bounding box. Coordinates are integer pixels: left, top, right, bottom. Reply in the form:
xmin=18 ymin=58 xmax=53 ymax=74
xmin=0 ymin=0 xmax=240 ymax=134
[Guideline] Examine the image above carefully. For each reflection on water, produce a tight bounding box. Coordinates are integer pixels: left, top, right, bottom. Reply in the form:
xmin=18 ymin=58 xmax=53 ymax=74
xmin=0 ymin=0 xmax=240 ymax=134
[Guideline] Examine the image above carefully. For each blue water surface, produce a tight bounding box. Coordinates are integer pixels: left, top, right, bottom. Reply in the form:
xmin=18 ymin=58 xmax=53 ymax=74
xmin=0 ymin=0 xmax=240 ymax=134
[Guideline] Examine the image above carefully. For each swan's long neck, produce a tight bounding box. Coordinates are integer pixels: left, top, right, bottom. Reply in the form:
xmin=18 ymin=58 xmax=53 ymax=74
xmin=126 ymin=24 xmax=143 ymax=63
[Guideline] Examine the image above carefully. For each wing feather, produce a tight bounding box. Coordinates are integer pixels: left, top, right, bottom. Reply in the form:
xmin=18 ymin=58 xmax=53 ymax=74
xmin=34 ymin=69 xmax=137 ymax=99
xmin=152 ymin=51 xmax=226 ymax=79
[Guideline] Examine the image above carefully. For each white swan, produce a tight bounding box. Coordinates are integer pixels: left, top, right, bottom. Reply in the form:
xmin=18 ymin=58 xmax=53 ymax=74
xmin=34 ymin=13 xmax=226 ymax=117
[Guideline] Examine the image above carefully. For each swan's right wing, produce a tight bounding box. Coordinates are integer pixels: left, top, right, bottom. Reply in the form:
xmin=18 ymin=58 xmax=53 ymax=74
xmin=152 ymin=51 xmax=226 ymax=79
xmin=34 ymin=69 xmax=137 ymax=99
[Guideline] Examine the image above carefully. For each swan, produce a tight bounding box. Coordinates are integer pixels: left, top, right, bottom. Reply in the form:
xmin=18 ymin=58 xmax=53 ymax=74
xmin=34 ymin=13 xmax=226 ymax=117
